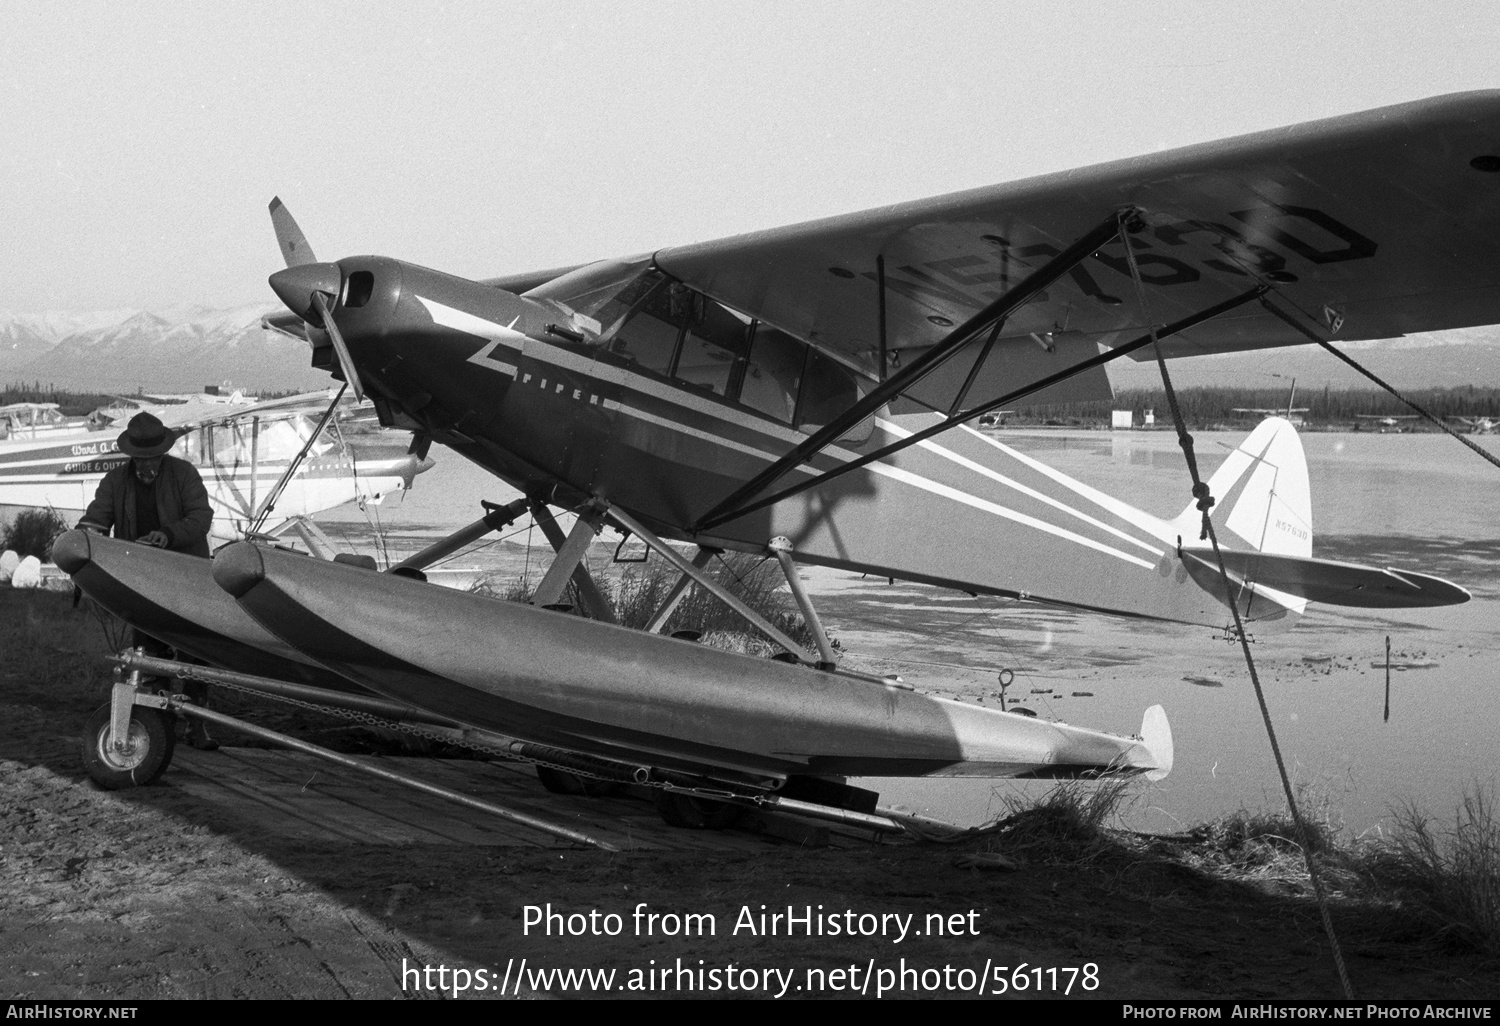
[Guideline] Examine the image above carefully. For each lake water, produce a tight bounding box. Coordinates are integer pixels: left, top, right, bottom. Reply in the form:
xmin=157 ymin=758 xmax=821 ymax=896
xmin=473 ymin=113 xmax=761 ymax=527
xmin=319 ymin=428 xmax=1499 ymax=837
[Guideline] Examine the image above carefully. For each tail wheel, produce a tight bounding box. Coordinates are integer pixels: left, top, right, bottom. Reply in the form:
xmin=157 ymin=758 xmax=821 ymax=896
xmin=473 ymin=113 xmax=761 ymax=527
xmin=654 ymin=790 xmax=743 ymax=830
xmin=82 ymin=701 xmax=176 ymax=789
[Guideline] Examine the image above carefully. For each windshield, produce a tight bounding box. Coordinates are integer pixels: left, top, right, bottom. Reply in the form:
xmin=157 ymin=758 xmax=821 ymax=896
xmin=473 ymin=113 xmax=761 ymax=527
xmin=522 ymin=255 xmax=658 ymax=342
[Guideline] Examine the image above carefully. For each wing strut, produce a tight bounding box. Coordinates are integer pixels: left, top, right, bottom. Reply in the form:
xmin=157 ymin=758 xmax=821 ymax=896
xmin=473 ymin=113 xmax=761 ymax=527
xmin=605 ymin=505 xmax=820 ymax=663
xmin=693 ymin=210 xmax=1130 ymax=532
xmin=696 ymin=283 xmax=1270 ymax=532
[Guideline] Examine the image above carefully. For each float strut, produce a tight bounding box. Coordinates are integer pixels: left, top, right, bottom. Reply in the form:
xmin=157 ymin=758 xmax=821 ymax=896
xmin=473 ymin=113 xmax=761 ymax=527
xmin=768 ymin=537 xmax=838 ymax=668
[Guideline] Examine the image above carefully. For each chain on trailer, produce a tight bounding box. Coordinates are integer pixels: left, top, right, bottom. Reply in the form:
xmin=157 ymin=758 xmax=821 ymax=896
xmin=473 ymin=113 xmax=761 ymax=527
xmin=144 ymin=656 xmax=783 ymax=808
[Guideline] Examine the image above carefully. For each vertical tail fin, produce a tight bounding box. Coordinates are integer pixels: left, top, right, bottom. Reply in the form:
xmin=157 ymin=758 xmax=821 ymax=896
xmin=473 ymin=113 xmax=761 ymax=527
xmin=1172 ymin=416 xmax=1313 ymax=620
xmin=1172 ymin=417 xmax=1312 ymax=557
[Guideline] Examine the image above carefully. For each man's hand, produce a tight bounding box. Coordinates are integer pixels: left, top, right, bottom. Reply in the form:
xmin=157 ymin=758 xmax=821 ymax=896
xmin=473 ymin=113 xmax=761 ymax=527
xmin=138 ymin=531 xmax=169 ymax=548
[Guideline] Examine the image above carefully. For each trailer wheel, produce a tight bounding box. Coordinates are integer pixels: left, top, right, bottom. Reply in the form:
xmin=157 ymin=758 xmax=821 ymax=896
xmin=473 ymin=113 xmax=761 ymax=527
xmin=535 ymin=765 xmax=620 ymax=797
xmin=82 ymin=701 xmax=176 ymax=789
xmin=654 ymin=790 xmax=742 ymax=830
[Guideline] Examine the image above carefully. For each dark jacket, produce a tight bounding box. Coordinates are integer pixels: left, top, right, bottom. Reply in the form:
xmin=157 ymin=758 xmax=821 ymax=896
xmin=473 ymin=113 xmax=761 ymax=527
xmin=80 ymin=455 xmax=214 ymax=557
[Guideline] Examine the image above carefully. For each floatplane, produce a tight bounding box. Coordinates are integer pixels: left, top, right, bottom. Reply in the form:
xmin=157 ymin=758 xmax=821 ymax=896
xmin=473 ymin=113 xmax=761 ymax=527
xmin=58 ymin=92 xmax=1497 ymax=842
xmin=1354 ymin=414 xmax=1420 ymax=432
xmin=1449 ymin=416 xmax=1498 ymax=435
xmin=0 ymin=389 xmax=431 ymax=549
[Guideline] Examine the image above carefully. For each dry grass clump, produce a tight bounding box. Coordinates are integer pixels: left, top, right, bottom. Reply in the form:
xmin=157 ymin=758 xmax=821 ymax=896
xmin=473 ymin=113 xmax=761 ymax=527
xmin=2 ymin=507 xmax=69 ymax=561
xmin=1363 ymin=785 xmax=1500 ymax=957
xmin=979 ymin=780 xmax=1136 ymax=867
xmin=473 ymin=551 xmax=822 ymax=656
xmin=1195 ymin=806 xmax=1340 ymax=867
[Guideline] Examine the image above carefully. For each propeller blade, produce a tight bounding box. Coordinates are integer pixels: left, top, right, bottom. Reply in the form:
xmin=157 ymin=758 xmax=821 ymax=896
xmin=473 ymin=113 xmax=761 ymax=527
xmin=269 ymin=196 xmax=317 ymax=267
xmin=311 ymin=292 xmax=365 ymax=402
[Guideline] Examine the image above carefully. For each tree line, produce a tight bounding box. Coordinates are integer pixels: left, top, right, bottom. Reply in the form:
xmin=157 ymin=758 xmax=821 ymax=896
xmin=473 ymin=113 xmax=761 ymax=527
xmin=1014 ymin=384 xmax=1500 ymax=428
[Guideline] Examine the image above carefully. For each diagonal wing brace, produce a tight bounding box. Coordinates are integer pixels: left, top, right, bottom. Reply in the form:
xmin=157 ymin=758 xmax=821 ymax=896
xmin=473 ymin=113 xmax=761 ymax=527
xmin=694 ymin=210 xmax=1130 ymax=531
xmin=697 ymin=279 xmax=1269 ymax=531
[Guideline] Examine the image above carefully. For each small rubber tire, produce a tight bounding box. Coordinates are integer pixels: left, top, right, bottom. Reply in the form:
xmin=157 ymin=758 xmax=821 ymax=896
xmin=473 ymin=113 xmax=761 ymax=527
xmin=654 ymin=790 xmax=743 ymax=830
xmin=536 ymin=765 xmax=587 ymax=795
xmin=82 ymin=701 xmax=176 ymax=789
xmin=535 ymin=765 xmax=620 ymax=797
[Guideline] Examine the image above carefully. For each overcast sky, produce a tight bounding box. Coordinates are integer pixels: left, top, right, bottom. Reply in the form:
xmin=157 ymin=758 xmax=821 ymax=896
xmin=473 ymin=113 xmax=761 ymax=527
xmin=4 ymin=0 xmax=1497 ymax=313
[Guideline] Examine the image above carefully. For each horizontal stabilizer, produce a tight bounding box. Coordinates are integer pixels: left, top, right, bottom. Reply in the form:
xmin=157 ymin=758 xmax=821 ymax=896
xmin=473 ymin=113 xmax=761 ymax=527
xmin=1179 ymin=548 xmax=1470 ymax=609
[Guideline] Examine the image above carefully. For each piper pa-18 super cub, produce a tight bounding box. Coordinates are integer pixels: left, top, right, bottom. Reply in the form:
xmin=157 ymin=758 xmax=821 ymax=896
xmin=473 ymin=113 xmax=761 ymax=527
xmin=60 ymin=92 xmax=1494 ymax=833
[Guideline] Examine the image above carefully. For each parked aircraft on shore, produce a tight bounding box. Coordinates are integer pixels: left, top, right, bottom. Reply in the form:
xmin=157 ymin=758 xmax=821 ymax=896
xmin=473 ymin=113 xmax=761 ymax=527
xmin=1354 ymin=414 xmax=1419 ymax=432
xmin=65 ymin=91 xmax=1499 ymax=829
xmin=1449 ymin=415 xmax=1498 ymax=434
xmin=0 ymin=390 xmax=431 ymax=547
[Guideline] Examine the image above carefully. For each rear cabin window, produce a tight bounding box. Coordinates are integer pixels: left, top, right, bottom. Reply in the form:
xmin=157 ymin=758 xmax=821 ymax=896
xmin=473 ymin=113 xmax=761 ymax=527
xmin=796 ymin=348 xmax=863 ymax=432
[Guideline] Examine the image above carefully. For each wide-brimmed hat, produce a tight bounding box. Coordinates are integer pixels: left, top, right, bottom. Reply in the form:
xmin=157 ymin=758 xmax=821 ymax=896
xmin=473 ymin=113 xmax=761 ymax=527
xmin=116 ymin=412 xmax=181 ymax=457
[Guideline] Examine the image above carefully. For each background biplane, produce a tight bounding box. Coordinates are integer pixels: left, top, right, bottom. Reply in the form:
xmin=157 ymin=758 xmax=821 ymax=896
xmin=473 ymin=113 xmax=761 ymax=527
xmin=0 ymin=390 xmax=430 ymax=547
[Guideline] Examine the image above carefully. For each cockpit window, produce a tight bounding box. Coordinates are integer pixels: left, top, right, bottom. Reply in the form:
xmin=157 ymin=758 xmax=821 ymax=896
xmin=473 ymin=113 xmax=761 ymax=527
xmin=675 ymin=294 xmax=752 ymax=396
xmin=605 ymin=277 xmax=685 ymax=374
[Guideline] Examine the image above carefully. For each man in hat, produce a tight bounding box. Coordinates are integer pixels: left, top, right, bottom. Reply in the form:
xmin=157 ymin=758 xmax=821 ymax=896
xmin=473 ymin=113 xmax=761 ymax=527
xmin=80 ymin=411 xmax=218 ymax=749
xmin=80 ymin=411 xmax=213 ymax=556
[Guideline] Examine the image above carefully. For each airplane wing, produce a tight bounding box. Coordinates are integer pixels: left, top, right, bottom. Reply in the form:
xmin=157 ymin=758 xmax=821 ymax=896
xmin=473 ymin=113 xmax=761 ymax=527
xmin=651 ymin=92 xmax=1500 ymax=413
xmin=148 ymin=390 xmax=346 ymax=431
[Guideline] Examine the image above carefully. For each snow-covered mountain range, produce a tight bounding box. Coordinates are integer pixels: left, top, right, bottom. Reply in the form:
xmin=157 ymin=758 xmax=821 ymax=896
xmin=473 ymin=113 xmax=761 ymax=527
xmin=0 ymin=304 xmax=330 ymax=393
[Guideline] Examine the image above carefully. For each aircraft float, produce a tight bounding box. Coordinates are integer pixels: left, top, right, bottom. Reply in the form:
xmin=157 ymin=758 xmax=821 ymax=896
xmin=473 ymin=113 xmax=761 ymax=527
xmin=59 ymin=91 xmax=1497 ymax=840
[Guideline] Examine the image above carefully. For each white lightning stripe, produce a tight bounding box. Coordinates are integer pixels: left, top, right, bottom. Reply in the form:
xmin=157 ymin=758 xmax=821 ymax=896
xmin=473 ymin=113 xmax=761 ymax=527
xmin=607 ymin=406 xmax=1150 ymax=566
xmin=877 ymin=418 xmax=1163 ymax=556
xmin=414 ymin=296 xmax=826 ymax=449
xmin=866 ymin=462 xmax=1156 ymax=568
xmin=412 ymin=298 xmax=1148 ymax=568
xmin=957 ymin=421 xmax=1179 ymax=543
xmin=606 ymin=400 xmax=818 ymax=471
xmin=418 ymin=296 xmax=525 ymax=376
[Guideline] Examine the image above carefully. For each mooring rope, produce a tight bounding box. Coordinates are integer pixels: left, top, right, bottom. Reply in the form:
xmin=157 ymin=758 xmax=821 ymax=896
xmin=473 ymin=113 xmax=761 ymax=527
xmin=1120 ymin=213 xmax=1355 ymax=999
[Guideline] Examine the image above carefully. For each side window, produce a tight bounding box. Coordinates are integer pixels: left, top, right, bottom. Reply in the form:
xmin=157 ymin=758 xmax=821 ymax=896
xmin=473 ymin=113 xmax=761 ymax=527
xmin=796 ymin=349 xmax=864 ymax=434
xmin=608 ymin=280 xmax=686 ymax=375
xmin=739 ymin=325 xmax=804 ymax=423
xmin=675 ymin=296 xmax=751 ymax=397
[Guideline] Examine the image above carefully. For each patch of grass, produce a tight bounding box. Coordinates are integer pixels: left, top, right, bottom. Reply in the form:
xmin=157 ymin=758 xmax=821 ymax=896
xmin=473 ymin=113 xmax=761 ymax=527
xmin=0 ymin=590 xmax=116 ymax=716
xmin=980 ymin=780 xmax=1136 ymax=867
xmin=472 ymin=550 xmax=824 ymax=656
xmin=1364 ymin=785 xmax=1500 ymax=956
xmin=1197 ymin=806 xmax=1339 ymax=864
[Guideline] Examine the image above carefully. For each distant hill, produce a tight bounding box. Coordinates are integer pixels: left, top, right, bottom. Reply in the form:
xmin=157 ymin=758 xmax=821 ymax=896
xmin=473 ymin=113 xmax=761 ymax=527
xmin=1108 ymin=325 xmax=1500 ymax=391
xmin=0 ymin=304 xmax=330 ymax=394
xmin=4 ymin=303 xmax=1499 ymax=396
